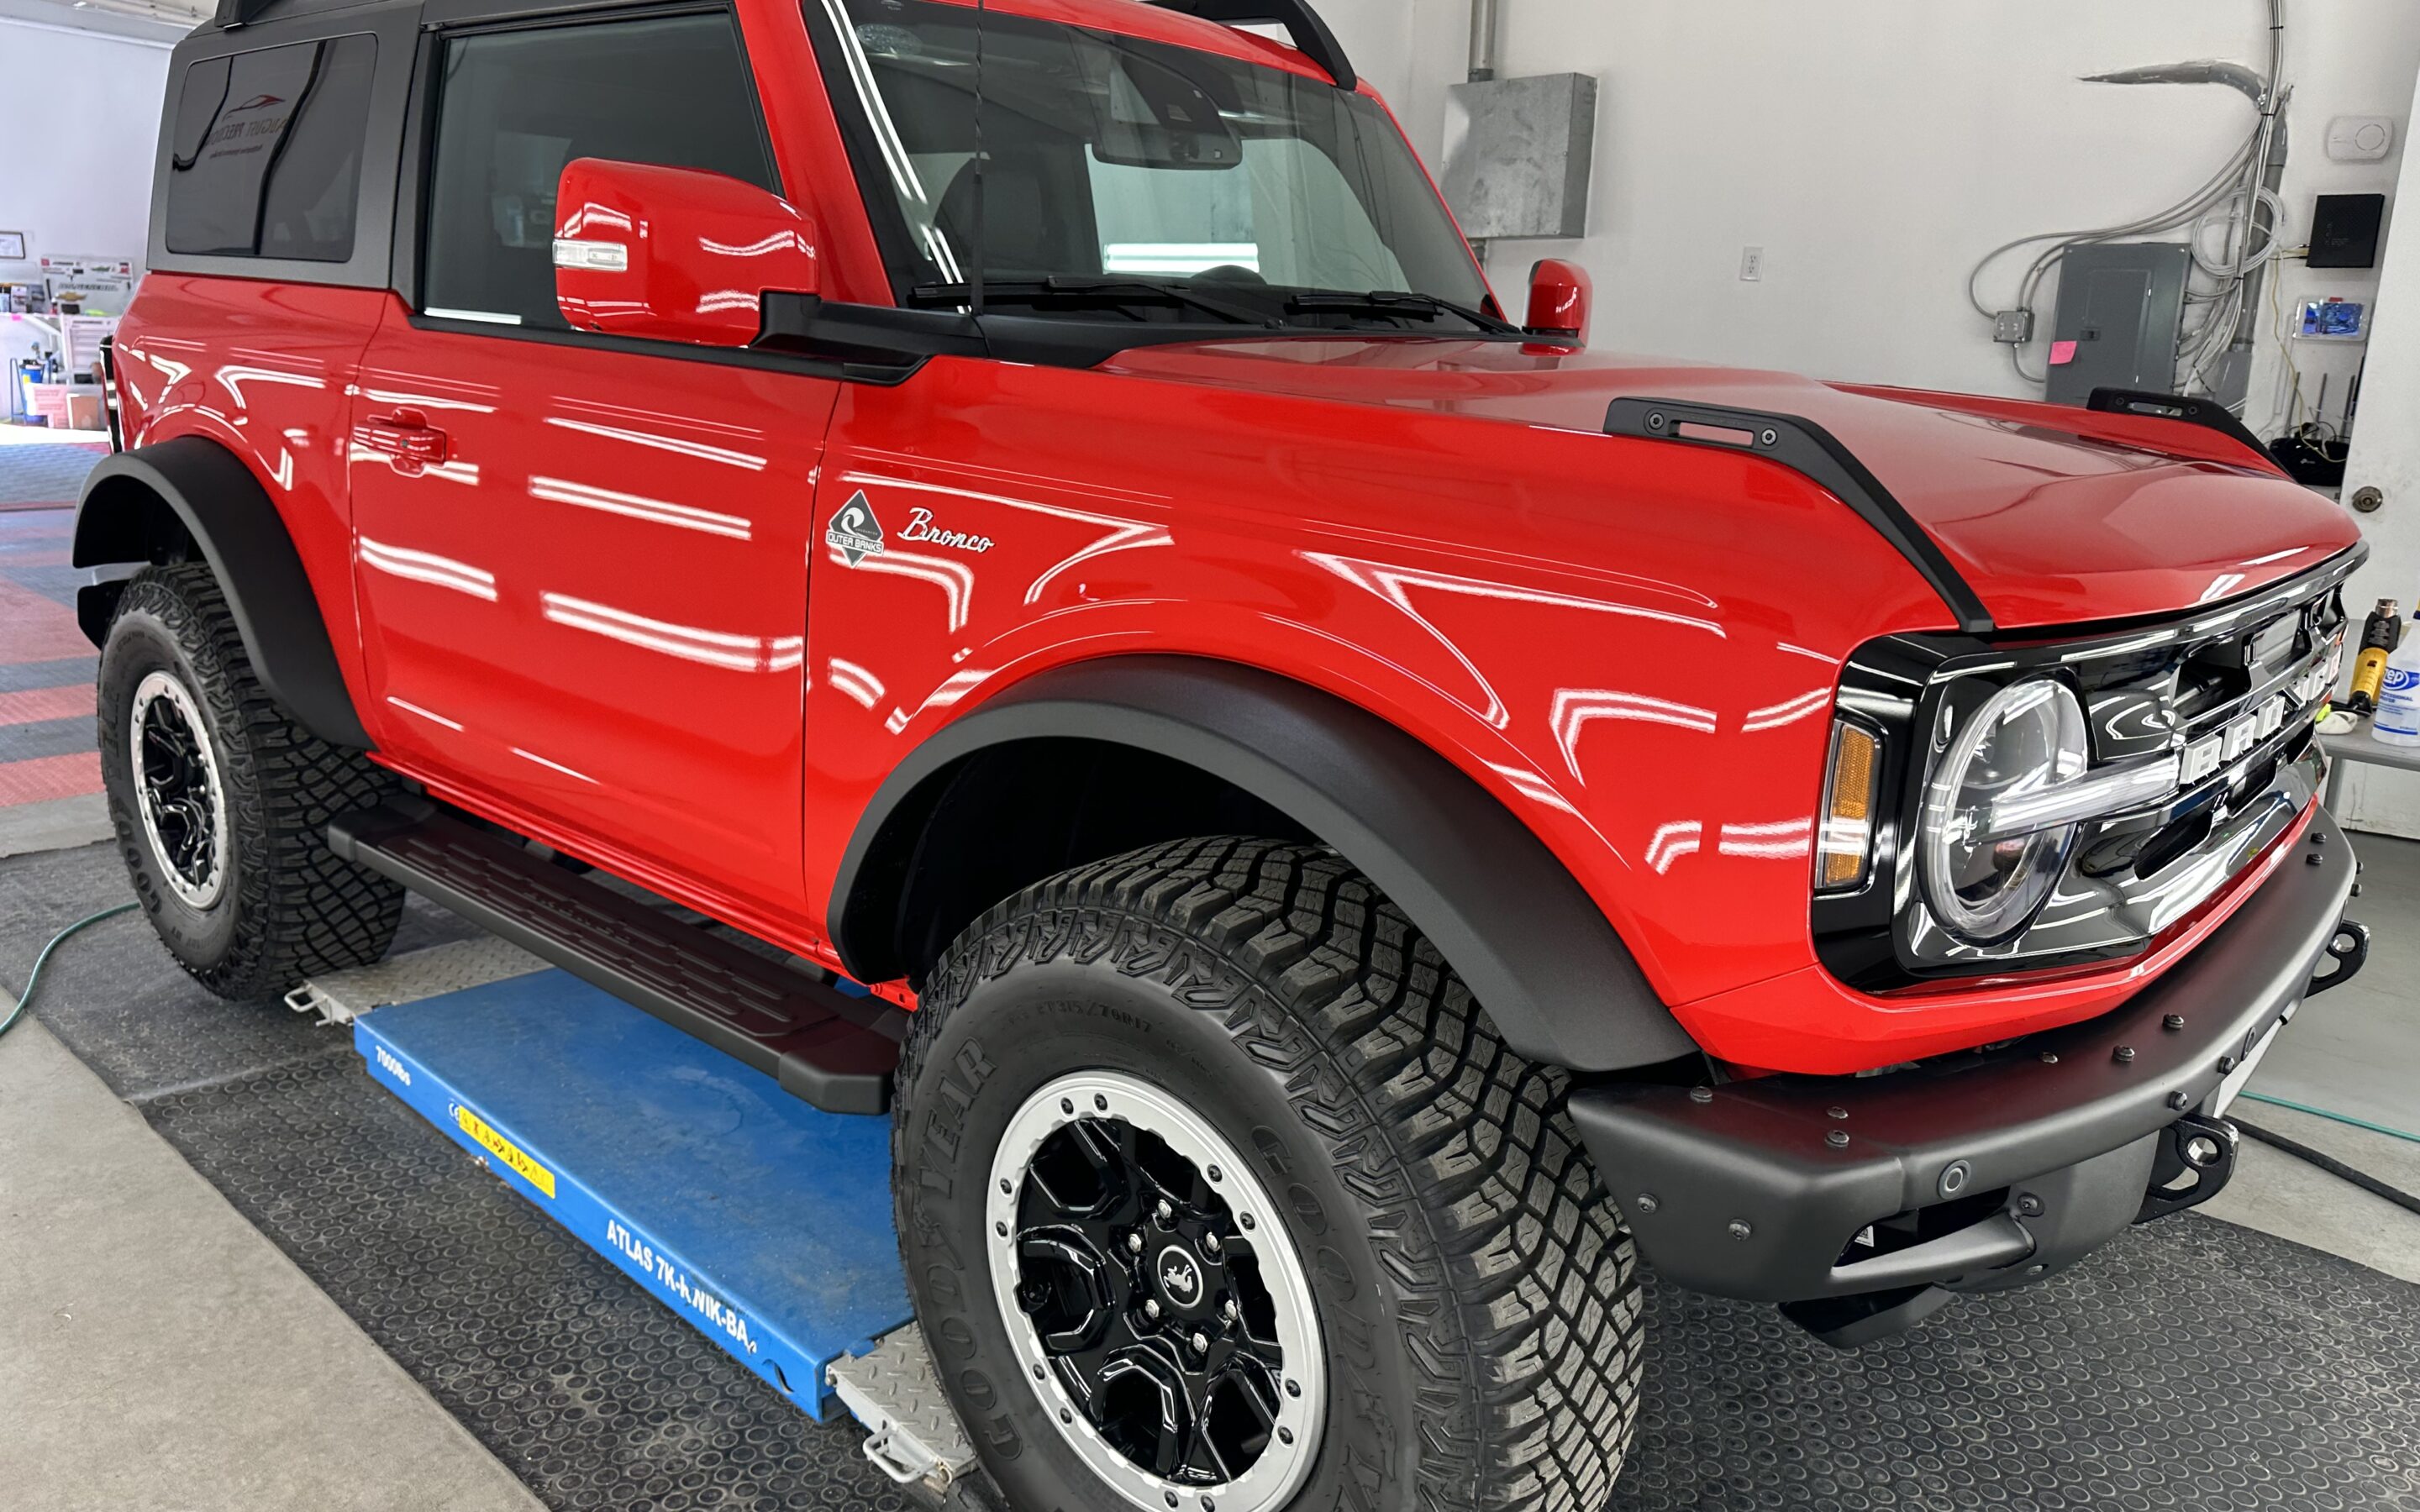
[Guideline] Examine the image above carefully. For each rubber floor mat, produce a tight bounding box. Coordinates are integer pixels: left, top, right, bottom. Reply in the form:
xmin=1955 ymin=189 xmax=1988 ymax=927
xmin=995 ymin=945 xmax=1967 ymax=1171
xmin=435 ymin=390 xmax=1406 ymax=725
xmin=5 ymin=843 xmax=911 ymax=1512
xmin=8 ymin=841 xmax=2418 ymax=1510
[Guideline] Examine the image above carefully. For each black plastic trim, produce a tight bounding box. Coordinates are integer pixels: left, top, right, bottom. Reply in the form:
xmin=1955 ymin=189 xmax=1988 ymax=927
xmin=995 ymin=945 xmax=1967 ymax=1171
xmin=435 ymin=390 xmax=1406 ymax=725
xmin=755 ymin=291 xmax=1477 ymax=375
xmin=1570 ymin=810 xmax=2358 ymax=1305
xmin=828 ymin=655 xmax=1696 ymax=1074
xmin=329 ymin=801 xmax=904 ymax=1116
xmin=100 ymin=337 xmax=124 ymax=454
xmin=1604 ymin=396 xmax=1994 ymax=634
xmin=1144 ymin=0 xmax=1356 ymax=89
xmin=2087 ymin=387 xmax=2278 ymax=470
xmin=73 ymin=436 xmax=372 ymax=750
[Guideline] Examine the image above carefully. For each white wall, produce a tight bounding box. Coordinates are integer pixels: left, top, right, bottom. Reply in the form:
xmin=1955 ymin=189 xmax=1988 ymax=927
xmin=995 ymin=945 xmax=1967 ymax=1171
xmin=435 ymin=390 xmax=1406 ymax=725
xmin=2334 ymin=61 xmax=2420 ymax=836
xmin=1320 ymin=0 xmax=2417 ymax=423
xmin=0 ymin=18 xmax=172 ymax=378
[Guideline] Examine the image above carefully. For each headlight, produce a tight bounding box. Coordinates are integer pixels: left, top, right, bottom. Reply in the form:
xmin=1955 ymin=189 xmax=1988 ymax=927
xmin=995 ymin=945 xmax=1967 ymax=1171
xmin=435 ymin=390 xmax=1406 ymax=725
xmin=1918 ymin=678 xmax=2090 ymax=944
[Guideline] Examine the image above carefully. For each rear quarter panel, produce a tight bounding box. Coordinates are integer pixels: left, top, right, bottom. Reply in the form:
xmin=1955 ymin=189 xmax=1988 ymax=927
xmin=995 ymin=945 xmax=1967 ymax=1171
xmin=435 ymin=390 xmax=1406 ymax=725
xmin=107 ymin=273 xmax=383 ymax=711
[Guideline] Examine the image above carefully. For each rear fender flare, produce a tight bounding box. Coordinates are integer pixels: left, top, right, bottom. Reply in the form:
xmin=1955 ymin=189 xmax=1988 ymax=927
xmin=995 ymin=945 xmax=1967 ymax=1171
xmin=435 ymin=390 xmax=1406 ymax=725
xmin=829 ymin=655 xmax=1697 ymax=1074
xmin=72 ymin=435 xmax=371 ymax=749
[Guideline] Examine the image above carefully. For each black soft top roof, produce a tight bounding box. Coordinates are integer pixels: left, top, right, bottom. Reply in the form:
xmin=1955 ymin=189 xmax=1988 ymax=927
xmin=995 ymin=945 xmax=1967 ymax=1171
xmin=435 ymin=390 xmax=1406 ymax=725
xmin=204 ymin=0 xmax=395 ymax=30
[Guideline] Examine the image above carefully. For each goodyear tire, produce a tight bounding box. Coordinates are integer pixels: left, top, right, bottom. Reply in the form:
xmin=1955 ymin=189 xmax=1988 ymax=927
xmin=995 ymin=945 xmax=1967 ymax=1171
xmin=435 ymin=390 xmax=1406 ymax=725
xmin=97 ymin=564 xmax=404 ymax=998
xmin=892 ymin=837 xmax=1644 ymax=1511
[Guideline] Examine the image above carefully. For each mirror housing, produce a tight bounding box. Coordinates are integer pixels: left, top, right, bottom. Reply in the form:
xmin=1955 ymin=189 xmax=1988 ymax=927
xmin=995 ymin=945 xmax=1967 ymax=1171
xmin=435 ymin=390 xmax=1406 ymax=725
xmin=1524 ymin=258 xmax=1591 ymax=345
xmin=553 ymin=159 xmax=819 ymax=347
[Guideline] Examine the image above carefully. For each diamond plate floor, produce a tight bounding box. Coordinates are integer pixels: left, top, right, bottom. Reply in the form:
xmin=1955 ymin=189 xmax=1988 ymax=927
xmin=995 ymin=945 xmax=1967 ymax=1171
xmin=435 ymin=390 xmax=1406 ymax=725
xmin=6 ymin=838 xmax=2418 ymax=1511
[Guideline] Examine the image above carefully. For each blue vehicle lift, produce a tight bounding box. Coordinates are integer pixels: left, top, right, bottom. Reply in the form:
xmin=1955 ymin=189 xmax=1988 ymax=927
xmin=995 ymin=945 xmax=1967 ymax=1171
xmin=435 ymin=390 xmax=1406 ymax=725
xmin=334 ymin=960 xmax=974 ymax=1489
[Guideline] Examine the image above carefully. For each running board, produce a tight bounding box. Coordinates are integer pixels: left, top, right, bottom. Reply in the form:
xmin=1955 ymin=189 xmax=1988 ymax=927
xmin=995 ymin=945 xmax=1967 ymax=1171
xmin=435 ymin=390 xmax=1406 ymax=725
xmin=328 ymin=801 xmax=902 ymax=1116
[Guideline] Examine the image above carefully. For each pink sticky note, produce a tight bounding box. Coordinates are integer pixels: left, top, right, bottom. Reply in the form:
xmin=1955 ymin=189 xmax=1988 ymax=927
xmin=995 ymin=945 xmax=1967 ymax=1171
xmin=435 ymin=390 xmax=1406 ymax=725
xmin=2049 ymin=339 xmax=2079 ymax=366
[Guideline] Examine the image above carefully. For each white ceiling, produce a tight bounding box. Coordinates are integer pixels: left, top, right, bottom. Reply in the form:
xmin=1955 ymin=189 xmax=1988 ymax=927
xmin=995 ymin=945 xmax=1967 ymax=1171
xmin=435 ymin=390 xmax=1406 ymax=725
xmin=0 ymin=0 xmax=205 ymax=43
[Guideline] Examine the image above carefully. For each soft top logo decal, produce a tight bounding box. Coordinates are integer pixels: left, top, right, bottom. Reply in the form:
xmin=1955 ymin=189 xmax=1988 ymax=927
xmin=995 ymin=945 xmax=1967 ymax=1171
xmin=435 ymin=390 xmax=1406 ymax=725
xmin=229 ymin=93 xmax=287 ymax=113
xmin=826 ymin=491 xmax=885 ymax=565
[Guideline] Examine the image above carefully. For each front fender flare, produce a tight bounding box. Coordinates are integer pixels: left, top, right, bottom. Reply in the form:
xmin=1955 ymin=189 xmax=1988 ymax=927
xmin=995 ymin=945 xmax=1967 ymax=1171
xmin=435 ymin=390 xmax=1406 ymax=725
xmin=73 ymin=436 xmax=371 ymax=749
xmin=830 ymin=656 xmax=1697 ymax=1074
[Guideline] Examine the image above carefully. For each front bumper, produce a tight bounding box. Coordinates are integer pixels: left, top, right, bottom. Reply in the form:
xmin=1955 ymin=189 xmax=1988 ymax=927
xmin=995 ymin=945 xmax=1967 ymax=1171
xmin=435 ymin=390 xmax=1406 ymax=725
xmin=1570 ymin=809 xmax=2365 ymax=1336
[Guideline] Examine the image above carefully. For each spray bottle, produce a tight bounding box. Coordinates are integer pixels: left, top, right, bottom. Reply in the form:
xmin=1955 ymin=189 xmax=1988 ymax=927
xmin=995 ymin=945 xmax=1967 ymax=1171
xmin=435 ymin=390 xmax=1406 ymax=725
xmin=2349 ymin=600 xmax=2402 ymax=715
xmin=2375 ymin=622 xmax=2420 ymax=747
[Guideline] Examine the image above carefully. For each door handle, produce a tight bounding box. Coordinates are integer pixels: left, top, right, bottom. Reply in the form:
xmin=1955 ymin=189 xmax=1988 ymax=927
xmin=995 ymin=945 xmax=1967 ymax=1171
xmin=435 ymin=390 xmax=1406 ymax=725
xmin=355 ymin=409 xmax=450 ymax=466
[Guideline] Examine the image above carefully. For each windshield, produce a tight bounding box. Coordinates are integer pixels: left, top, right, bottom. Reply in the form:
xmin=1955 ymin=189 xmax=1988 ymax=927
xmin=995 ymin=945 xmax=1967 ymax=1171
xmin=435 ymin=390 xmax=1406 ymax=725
xmin=805 ymin=0 xmax=1496 ymax=328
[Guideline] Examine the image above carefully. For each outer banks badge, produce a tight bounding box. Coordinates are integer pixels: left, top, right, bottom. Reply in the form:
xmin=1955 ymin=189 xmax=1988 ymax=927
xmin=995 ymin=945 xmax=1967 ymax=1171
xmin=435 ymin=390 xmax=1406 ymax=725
xmin=827 ymin=491 xmax=886 ymax=565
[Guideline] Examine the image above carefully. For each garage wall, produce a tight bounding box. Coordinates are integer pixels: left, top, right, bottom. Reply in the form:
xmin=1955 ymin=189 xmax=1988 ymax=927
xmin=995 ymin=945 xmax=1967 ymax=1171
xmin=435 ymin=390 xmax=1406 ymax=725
xmin=1318 ymin=0 xmax=2418 ymax=432
xmin=0 ymin=18 xmax=172 ymax=376
xmin=2335 ymin=60 xmax=2420 ymax=837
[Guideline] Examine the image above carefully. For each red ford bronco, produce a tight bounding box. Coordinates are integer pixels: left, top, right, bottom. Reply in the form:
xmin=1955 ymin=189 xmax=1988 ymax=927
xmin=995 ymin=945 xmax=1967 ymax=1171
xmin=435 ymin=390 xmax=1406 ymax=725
xmin=83 ymin=0 xmax=2372 ymax=1505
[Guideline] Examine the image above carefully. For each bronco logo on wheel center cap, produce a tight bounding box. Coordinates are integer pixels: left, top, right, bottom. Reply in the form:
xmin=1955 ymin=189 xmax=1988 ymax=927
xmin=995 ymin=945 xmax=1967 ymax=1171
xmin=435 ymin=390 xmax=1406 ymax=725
xmin=1157 ymin=1246 xmax=1203 ymax=1306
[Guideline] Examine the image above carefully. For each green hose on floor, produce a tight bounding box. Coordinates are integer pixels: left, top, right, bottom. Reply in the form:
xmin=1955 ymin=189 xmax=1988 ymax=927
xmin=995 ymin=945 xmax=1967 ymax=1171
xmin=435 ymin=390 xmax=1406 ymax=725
xmin=0 ymin=903 xmax=139 ymax=1041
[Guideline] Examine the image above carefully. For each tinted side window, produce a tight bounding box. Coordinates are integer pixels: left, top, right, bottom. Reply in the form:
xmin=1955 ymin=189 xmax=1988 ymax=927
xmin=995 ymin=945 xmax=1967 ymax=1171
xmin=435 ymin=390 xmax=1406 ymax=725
xmin=421 ymin=13 xmax=776 ymax=329
xmin=166 ymin=35 xmax=377 ymax=261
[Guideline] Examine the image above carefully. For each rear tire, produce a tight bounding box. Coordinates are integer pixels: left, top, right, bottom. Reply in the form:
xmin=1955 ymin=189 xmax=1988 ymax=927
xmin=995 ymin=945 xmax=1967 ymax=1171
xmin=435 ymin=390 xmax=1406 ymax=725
xmin=97 ymin=564 xmax=404 ymax=998
xmin=892 ymin=837 xmax=1644 ymax=1512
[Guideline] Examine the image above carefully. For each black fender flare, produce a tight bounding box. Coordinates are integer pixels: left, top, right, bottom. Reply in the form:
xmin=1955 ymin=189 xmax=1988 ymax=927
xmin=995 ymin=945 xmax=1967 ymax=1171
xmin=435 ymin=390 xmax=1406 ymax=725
xmin=829 ymin=655 xmax=1697 ymax=1074
xmin=73 ymin=436 xmax=372 ymax=749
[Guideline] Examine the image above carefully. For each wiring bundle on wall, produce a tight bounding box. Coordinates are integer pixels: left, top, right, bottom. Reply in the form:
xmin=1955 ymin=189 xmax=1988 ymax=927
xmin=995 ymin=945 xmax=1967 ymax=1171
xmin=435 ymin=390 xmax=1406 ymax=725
xmin=1968 ymin=0 xmax=2292 ymax=411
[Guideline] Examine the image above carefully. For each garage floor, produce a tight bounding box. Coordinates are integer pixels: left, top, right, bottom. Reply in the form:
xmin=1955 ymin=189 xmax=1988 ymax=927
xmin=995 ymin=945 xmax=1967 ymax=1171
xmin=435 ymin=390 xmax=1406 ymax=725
xmin=3 ymin=444 xmax=2417 ymax=1510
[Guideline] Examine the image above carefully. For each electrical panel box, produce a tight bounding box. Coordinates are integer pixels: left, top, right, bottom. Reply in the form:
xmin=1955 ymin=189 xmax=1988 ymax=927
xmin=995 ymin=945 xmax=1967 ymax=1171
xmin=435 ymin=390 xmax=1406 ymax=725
xmin=2044 ymin=243 xmax=2191 ymax=407
xmin=1440 ymin=73 xmax=1599 ymax=241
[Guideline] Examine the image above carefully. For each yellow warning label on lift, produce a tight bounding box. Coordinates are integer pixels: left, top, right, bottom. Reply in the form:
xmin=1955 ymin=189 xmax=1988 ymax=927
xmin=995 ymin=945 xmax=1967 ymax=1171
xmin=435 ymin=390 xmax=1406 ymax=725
xmin=453 ymin=1103 xmax=557 ymax=1199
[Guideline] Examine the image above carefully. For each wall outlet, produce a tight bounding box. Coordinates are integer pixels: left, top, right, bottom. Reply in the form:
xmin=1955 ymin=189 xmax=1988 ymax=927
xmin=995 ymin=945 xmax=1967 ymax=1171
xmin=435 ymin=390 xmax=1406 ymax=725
xmin=1739 ymin=246 xmax=1765 ymax=281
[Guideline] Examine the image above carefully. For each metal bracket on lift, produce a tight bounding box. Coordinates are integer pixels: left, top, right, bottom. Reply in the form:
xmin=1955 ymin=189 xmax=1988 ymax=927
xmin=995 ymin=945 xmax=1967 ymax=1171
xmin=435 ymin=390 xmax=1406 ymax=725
xmin=1144 ymin=0 xmax=1358 ymax=89
xmin=828 ymin=1326 xmax=981 ymax=1493
xmin=1603 ymin=397 xmax=1996 ymax=634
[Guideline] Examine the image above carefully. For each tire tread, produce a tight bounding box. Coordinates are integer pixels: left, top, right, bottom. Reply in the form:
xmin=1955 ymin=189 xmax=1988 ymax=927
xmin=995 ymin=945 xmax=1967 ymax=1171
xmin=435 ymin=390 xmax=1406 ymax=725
xmin=102 ymin=564 xmax=403 ymax=997
xmin=899 ymin=837 xmax=1643 ymax=1512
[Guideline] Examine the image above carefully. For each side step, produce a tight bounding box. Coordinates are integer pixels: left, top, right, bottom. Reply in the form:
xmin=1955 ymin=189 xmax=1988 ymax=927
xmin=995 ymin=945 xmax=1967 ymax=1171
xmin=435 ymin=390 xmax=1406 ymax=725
xmin=329 ymin=801 xmax=902 ymax=1115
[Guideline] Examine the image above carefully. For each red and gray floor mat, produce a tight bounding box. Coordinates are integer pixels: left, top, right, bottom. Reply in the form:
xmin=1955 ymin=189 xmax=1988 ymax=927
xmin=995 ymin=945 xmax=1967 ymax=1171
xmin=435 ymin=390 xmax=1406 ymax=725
xmin=0 ymin=443 xmax=107 ymax=811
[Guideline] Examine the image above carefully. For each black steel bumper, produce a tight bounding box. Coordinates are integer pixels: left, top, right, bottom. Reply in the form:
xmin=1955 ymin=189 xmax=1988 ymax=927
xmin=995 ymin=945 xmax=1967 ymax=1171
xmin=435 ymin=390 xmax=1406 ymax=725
xmin=1570 ymin=811 xmax=2365 ymax=1334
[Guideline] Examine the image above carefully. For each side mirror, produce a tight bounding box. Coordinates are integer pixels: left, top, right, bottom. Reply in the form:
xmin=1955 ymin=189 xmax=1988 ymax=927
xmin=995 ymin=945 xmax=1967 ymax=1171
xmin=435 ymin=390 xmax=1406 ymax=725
xmin=1524 ymin=259 xmax=1592 ymax=345
xmin=553 ymin=159 xmax=819 ymax=347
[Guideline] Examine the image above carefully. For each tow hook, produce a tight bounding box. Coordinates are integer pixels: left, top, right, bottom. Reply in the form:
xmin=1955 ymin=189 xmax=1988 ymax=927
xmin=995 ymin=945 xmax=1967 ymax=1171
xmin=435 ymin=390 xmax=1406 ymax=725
xmin=2136 ymin=1112 xmax=2238 ymax=1222
xmin=2305 ymin=920 xmax=2370 ymax=997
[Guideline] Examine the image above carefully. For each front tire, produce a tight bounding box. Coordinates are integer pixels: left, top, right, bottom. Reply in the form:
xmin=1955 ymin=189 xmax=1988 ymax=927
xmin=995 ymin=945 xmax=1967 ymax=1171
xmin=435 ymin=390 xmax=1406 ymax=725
xmin=97 ymin=564 xmax=405 ymax=998
xmin=892 ymin=837 xmax=1644 ymax=1512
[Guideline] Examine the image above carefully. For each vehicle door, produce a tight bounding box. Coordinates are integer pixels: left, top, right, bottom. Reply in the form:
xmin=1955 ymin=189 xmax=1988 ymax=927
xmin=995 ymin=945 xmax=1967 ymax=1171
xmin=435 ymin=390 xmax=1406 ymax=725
xmin=349 ymin=4 xmax=839 ymax=921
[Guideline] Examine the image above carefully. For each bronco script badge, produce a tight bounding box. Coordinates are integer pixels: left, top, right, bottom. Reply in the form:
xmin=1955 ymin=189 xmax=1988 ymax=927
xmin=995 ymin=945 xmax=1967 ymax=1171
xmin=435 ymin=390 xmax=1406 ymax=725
xmin=826 ymin=491 xmax=885 ymax=565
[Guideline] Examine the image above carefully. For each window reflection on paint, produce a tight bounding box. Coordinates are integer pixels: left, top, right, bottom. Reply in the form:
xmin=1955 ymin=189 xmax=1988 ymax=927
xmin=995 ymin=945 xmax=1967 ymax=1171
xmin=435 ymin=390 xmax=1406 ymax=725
xmin=540 ymin=591 xmax=803 ymax=673
xmin=359 ymin=537 xmax=498 ymax=601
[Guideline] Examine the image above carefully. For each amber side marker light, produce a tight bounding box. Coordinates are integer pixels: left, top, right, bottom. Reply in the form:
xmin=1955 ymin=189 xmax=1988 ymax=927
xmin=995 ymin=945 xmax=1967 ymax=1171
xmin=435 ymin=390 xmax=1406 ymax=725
xmin=1817 ymin=720 xmax=1882 ymax=892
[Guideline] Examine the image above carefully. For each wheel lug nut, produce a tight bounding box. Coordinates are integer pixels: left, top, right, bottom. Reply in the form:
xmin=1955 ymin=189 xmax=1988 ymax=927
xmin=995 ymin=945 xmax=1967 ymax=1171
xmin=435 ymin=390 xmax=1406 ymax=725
xmin=1221 ymin=1299 xmax=1238 ymax=1321
xmin=1155 ymin=1200 xmax=1173 ymax=1223
xmin=1127 ymin=1231 xmax=1144 ymax=1254
xmin=1191 ymin=1331 xmax=1209 ymax=1353
xmin=1145 ymin=1299 xmax=1161 ymax=1320
xmin=1203 ymin=1233 xmax=1221 ymax=1255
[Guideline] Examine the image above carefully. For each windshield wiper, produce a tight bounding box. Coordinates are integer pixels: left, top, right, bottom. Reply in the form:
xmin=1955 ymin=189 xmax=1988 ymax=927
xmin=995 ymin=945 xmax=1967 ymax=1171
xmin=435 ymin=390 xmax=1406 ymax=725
xmin=1286 ymin=289 xmax=1518 ymax=334
xmin=908 ymin=277 xmax=1271 ymax=327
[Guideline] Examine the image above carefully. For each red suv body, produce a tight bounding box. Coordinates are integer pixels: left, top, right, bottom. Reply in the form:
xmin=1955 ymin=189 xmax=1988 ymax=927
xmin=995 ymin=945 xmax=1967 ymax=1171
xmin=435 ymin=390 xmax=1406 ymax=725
xmin=78 ymin=0 xmax=2372 ymax=1500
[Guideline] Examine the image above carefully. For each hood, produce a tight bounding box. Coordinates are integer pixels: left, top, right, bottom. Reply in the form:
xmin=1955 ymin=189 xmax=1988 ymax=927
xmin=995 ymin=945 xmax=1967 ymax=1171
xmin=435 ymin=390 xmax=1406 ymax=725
xmin=1103 ymin=338 xmax=2362 ymax=632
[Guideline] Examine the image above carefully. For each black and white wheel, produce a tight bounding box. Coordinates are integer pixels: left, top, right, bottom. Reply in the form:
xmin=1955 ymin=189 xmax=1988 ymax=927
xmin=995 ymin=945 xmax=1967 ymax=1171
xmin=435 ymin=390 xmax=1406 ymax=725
xmin=892 ymin=838 xmax=1644 ymax=1512
xmin=987 ymin=1070 xmax=1325 ymax=1510
xmin=98 ymin=564 xmax=405 ymax=998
